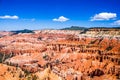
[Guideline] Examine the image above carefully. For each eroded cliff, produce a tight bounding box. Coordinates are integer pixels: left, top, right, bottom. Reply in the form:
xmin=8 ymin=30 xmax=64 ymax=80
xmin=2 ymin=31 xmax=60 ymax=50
xmin=0 ymin=29 xmax=120 ymax=80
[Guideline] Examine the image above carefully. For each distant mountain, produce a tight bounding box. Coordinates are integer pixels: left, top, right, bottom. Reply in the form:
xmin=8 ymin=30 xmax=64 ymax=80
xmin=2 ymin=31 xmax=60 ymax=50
xmin=60 ymin=26 xmax=120 ymax=34
xmin=89 ymin=27 xmax=120 ymax=29
xmin=61 ymin=26 xmax=120 ymax=30
xmin=61 ymin=26 xmax=88 ymax=30
xmin=11 ymin=29 xmax=34 ymax=34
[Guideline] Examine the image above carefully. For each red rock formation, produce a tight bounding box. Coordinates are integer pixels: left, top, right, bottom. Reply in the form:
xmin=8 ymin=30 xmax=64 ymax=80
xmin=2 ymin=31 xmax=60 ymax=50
xmin=0 ymin=29 xmax=119 ymax=80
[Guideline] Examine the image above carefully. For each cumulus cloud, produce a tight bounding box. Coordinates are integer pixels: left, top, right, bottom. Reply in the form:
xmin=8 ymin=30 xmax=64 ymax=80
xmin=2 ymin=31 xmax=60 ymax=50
xmin=112 ymin=20 xmax=120 ymax=25
xmin=53 ymin=16 xmax=69 ymax=22
xmin=90 ymin=12 xmax=117 ymax=21
xmin=0 ymin=15 xmax=19 ymax=19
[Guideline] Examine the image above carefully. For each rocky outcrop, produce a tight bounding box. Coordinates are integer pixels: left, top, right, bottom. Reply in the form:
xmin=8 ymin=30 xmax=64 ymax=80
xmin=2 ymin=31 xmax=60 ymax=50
xmin=0 ymin=29 xmax=119 ymax=80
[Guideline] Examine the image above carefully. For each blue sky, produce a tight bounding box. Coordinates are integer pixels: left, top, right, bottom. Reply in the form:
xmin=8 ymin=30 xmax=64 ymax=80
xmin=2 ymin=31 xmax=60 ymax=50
xmin=0 ymin=0 xmax=120 ymax=31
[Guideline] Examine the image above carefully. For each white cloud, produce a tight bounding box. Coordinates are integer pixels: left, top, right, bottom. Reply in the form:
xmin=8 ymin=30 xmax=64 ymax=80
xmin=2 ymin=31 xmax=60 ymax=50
xmin=53 ymin=16 xmax=69 ymax=22
xmin=90 ymin=12 xmax=117 ymax=21
xmin=112 ymin=20 xmax=120 ymax=25
xmin=0 ymin=15 xmax=19 ymax=19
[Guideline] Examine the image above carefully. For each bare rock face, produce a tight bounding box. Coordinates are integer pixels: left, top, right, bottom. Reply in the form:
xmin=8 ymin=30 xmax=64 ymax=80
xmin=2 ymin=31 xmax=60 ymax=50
xmin=0 ymin=31 xmax=13 ymax=37
xmin=0 ymin=29 xmax=120 ymax=80
xmin=88 ymin=69 xmax=104 ymax=78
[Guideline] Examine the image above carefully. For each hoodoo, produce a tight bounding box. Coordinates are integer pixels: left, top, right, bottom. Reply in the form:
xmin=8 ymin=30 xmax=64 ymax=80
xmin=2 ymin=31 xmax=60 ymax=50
xmin=0 ymin=29 xmax=120 ymax=80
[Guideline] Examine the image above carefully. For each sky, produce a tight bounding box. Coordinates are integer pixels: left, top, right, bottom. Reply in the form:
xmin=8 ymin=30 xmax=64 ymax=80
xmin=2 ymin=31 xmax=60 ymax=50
xmin=0 ymin=0 xmax=120 ymax=31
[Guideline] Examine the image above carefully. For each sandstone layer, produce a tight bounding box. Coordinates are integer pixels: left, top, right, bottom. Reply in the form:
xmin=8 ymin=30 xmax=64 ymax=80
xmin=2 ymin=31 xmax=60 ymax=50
xmin=0 ymin=29 xmax=120 ymax=80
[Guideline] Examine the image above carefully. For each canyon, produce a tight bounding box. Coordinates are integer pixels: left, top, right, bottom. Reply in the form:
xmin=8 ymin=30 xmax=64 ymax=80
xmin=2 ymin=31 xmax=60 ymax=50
xmin=0 ymin=28 xmax=120 ymax=80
